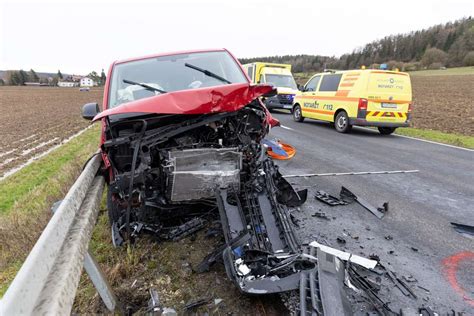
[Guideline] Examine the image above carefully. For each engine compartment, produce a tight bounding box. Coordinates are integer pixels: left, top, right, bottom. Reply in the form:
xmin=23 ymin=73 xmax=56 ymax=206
xmin=101 ymin=100 xmax=315 ymax=296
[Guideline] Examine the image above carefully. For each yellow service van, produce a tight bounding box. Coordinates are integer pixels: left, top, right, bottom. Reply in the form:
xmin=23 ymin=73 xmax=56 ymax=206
xmin=292 ymin=69 xmax=413 ymax=134
xmin=242 ymin=62 xmax=299 ymax=110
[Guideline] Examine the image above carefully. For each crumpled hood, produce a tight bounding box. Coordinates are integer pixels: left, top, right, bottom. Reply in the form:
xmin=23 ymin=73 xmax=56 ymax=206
xmin=93 ymin=83 xmax=274 ymax=122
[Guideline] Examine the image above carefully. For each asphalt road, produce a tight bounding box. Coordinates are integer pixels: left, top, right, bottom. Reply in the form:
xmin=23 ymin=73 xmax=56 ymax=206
xmin=268 ymin=111 xmax=474 ymax=313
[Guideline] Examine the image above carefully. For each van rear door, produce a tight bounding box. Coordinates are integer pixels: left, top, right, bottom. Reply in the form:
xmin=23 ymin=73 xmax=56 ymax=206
xmin=366 ymin=71 xmax=412 ymax=123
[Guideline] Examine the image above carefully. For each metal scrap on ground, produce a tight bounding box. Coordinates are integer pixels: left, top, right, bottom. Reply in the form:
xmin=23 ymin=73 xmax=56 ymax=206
xmin=340 ymin=186 xmax=388 ymax=219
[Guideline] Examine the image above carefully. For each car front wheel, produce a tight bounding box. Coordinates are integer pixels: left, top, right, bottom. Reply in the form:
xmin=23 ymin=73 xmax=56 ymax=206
xmin=293 ymin=105 xmax=304 ymax=122
xmin=378 ymin=127 xmax=397 ymax=135
xmin=334 ymin=111 xmax=352 ymax=133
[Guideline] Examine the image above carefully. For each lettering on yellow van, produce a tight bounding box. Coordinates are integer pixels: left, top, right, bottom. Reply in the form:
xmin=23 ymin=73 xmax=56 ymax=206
xmin=292 ymin=70 xmax=413 ymax=135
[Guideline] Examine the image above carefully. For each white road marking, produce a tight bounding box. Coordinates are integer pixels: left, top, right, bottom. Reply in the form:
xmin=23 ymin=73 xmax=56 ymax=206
xmin=358 ymin=127 xmax=474 ymax=152
xmin=284 ymin=169 xmax=420 ymax=178
xmin=280 ymin=125 xmax=294 ymax=131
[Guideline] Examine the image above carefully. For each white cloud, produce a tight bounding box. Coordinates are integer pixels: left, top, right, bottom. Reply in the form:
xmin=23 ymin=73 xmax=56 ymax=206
xmin=1 ymin=0 xmax=472 ymax=74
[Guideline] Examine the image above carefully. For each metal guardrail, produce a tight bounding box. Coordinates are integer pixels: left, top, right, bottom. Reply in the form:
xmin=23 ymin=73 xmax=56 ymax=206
xmin=0 ymin=154 xmax=117 ymax=315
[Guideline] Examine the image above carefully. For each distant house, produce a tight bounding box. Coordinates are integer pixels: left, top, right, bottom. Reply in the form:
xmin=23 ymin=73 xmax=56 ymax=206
xmin=58 ymin=81 xmax=78 ymax=87
xmin=71 ymin=75 xmax=84 ymax=82
xmin=80 ymin=77 xmax=95 ymax=87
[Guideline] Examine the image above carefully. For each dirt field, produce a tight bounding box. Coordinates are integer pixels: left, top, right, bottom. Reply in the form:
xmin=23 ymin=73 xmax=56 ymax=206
xmin=294 ymin=73 xmax=474 ymax=136
xmin=0 ymin=87 xmax=103 ymax=177
xmin=410 ymin=75 xmax=474 ymax=136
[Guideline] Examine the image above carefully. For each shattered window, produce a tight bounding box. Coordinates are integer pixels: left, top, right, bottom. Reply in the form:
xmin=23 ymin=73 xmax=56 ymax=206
xmin=108 ymin=51 xmax=248 ymax=108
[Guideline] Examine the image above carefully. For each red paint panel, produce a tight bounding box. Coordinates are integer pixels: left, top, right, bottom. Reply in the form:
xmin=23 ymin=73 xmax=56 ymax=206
xmin=93 ymin=83 xmax=274 ymax=121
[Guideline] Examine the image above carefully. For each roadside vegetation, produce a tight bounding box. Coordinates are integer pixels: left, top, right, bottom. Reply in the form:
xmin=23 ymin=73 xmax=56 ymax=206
xmin=0 ymin=126 xmax=100 ymax=296
xmin=394 ymin=128 xmax=474 ymax=149
xmin=408 ymin=66 xmax=474 ymax=76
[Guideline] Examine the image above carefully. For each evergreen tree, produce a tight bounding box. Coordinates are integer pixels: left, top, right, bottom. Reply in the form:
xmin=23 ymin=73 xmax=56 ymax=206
xmin=18 ymin=70 xmax=28 ymax=85
xmin=57 ymin=70 xmax=63 ymax=79
xmin=100 ymin=69 xmax=106 ymax=85
xmin=29 ymin=69 xmax=39 ymax=82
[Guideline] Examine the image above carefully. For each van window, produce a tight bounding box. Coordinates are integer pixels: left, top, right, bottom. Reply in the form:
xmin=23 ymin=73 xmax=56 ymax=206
xmin=259 ymin=74 xmax=265 ymax=83
xmin=247 ymin=66 xmax=254 ymax=81
xmin=319 ymin=74 xmax=342 ymax=91
xmin=305 ymin=76 xmax=321 ymax=91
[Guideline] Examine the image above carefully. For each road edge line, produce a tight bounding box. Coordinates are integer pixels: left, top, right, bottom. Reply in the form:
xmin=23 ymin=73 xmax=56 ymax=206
xmin=358 ymin=127 xmax=474 ymax=152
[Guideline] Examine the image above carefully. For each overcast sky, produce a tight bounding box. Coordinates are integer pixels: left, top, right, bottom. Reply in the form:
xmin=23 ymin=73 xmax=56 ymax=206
xmin=1 ymin=0 xmax=472 ymax=74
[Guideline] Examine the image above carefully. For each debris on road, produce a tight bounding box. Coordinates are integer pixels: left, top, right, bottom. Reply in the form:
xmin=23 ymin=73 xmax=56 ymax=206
xmin=184 ymin=298 xmax=211 ymax=311
xmin=309 ymin=241 xmax=378 ymax=269
xmin=315 ymin=190 xmax=348 ymax=206
xmin=340 ymin=186 xmax=388 ymax=219
xmin=311 ymin=211 xmax=330 ymax=220
xmin=403 ymin=275 xmax=417 ymax=283
xmin=383 ymin=265 xmax=418 ymax=299
xmin=450 ymin=222 xmax=474 ymax=237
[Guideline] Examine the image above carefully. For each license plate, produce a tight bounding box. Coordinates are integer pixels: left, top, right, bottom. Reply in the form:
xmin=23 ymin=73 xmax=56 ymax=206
xmin=283 ymin=105 xmax=293 ymax=109
xmin=381 ymin=103 xmax=397 ymax=109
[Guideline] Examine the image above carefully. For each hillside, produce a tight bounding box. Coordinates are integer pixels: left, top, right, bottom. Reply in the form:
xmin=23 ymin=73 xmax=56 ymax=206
xmin=240 ymin=17 xmax=474 ymax=72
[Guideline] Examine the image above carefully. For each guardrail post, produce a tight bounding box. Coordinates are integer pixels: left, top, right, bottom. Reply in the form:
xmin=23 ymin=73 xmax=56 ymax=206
xmin=84 ymin=251 xmax=119 ymax=312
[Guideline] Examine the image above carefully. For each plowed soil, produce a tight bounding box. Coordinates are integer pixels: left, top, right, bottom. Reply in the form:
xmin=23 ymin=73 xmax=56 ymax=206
xmin=410 ymin=75 xmax=474 ymax=136
xmin=0 ymin=86 xmax=103 ymax=177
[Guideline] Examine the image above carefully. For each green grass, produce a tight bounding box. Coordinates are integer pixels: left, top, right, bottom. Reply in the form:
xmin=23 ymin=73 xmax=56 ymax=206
xmin=0 ymin=125 xmax=100 ymax=296
xmin=408 ymin=66 xmax=474 ymax=76
xmin=395 ymin=127 xmax=474 ymax=149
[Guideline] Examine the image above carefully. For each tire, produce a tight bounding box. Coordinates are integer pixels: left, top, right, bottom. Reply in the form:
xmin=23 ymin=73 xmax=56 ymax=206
xmin=107 ymin=186 xmax=121 ymax=224
xmin=293 ymin=105 xmax=304 ymax=122
xmin=378 ymin=127 xmax=397 ymax=135
xmin=334 ymin=111 xmax=352 ymax=133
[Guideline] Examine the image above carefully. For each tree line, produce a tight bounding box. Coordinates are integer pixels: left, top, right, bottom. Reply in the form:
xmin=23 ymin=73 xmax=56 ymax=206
xmin=1 ymin=69 xmax=107 ymax=86
xmin=239 ymin=17 xmax=474 ymax=72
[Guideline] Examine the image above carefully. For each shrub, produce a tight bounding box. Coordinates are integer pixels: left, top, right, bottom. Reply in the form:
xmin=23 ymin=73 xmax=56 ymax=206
xmin=422 ymin=48 xmax=448 ymax=67
xmin=403 ymin=62 xmax=421 ymax=71
xmin=428 ymin=62 xmax=443 ymax=70
xmin=463 ymin=51 xmax=474 ymax=66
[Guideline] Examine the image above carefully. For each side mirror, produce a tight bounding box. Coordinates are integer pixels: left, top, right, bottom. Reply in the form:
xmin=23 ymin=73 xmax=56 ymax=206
xmin=82 ymin=102 xmax=100 ymax=120
xmin=298 ymin=85 xmax=305 ymax=92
